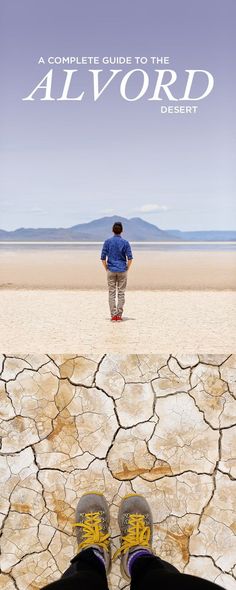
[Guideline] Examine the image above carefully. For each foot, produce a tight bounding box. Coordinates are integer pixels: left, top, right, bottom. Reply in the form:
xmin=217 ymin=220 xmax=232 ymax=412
xmin=111 ymin=315 xmax=117 ymax=321
xmin=74 ymin=492 xmax=111 ymax=574
xmin=114 ymin=494 xmax=154 ymax=580
xmin=116 ymin=315 xmax=123 ymax=321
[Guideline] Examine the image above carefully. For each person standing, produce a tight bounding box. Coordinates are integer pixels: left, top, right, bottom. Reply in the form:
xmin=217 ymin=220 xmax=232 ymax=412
xmin=101 ymin=221 xmax=133 ymax=321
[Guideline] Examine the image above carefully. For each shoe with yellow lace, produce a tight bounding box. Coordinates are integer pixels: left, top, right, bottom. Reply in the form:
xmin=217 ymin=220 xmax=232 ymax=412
xmin=114 ymin=494 xmax=154 ymax=581
xmin=73 ymin=493 xmax=111 ymax=574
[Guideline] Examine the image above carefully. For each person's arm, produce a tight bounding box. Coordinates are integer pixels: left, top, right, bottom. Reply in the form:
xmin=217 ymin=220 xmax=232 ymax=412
xmin=101 ymin=241 xmax=108 ymax=270
xmin=126 ymin=242 xmax=133 ymax=270
xmin=127 ymin=258 xmax=133 ymax=270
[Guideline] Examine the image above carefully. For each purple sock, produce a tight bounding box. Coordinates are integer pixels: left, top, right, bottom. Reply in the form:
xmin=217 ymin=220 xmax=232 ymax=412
xmin=128 ymin=548 xmax=152 ymax=575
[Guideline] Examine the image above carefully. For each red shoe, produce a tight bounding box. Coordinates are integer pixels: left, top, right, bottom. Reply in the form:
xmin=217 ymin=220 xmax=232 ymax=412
xmin=111 ymin=316 xmax=117 ymax=321
xmin=116 ymin=316 xmax=123 ymax=321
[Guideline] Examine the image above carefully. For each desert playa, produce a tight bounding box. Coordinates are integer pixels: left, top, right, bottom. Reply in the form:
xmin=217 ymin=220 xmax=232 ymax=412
xmin=1 ymin=353 xmax=236 ymax=589
xmin=0 ymin=247 xmax=236 ymax=290
xmin=0 ymin=288 xmax=235 ymax=353
xmin=0 ymin=247 xmax=236 ymax=352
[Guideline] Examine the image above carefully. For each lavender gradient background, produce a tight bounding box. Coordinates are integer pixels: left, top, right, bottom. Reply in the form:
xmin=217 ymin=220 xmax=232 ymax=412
xmin=0 ymin=0 xmax=235 ymax=231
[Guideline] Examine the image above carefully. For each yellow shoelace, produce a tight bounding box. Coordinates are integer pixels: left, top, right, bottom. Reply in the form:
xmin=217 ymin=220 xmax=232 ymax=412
xmin=73 ymin=511 xmax=110 ymax=551
xmin=114 ymin=513 xmax=151 ymax=560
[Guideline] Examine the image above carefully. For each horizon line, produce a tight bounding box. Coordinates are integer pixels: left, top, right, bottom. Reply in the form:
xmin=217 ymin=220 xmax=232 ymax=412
xmin=1 ymin=241 xmax=236 ymax=245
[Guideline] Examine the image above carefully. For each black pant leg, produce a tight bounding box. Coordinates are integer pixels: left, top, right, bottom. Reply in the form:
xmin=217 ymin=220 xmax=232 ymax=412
xmin=130 ymin=554 xmax=224 ymax=590
xmin=41 ymin=549 xmax=109 ymax=590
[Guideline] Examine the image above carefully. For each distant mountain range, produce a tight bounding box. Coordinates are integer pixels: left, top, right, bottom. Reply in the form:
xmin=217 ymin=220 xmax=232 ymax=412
xmin=0 ymin=216 xmax=235 ymax=241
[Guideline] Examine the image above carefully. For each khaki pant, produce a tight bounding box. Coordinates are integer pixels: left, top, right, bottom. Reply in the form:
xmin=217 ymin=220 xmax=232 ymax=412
xmin=107 ymin=270 xmax=127 ymax=317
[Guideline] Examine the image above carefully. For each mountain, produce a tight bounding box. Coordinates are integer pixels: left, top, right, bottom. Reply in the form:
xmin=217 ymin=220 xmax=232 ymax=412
xmin=0 ymin=216 xmax=235 ymax=241
xmin=0 ymin=216 xmax=178 ymax=241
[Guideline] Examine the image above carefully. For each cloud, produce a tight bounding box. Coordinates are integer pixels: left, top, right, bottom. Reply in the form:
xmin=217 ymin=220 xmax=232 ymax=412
xmin=135 ymin=203 xmax=169 ymax=213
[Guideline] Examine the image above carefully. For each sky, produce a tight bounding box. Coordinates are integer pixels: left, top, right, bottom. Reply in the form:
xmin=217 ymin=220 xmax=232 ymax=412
xmin=0 ymin=0 xmax=235 ymax=231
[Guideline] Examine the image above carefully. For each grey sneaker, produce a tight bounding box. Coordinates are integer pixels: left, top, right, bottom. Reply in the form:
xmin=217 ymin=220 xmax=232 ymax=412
xmin=74 ymin=492 xmax=111 ymax=574
xmin=114 ymin=494 xmax=154 ymax=580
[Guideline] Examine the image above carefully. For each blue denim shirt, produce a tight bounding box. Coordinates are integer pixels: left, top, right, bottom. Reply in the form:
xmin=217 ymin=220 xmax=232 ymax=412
xmin=101 ymin=235 xmax=133 ymax=272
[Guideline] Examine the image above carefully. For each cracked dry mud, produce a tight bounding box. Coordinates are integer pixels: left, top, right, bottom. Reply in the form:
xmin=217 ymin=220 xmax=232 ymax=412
xmin=0 ymin=354 xmax=236 ymax=590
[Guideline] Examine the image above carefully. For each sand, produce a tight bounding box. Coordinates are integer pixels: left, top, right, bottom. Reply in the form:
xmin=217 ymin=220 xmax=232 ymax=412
xmin=1 ymin=248 xmax=235 ymax=352
xmin=0 ymin=248 xmax=236 ymax=289
xmin=0 ymin=289 xmax=235 ymax=352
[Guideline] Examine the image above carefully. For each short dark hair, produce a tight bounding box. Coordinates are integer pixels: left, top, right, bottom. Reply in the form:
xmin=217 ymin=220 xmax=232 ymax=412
xmin=112 ymin=222 xmax=123 ymax=234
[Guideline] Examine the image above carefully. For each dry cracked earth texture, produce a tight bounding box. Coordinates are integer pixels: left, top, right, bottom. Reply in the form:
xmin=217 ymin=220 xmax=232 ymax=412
xmin=0 ymin=354 xmax=236 ymax=590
